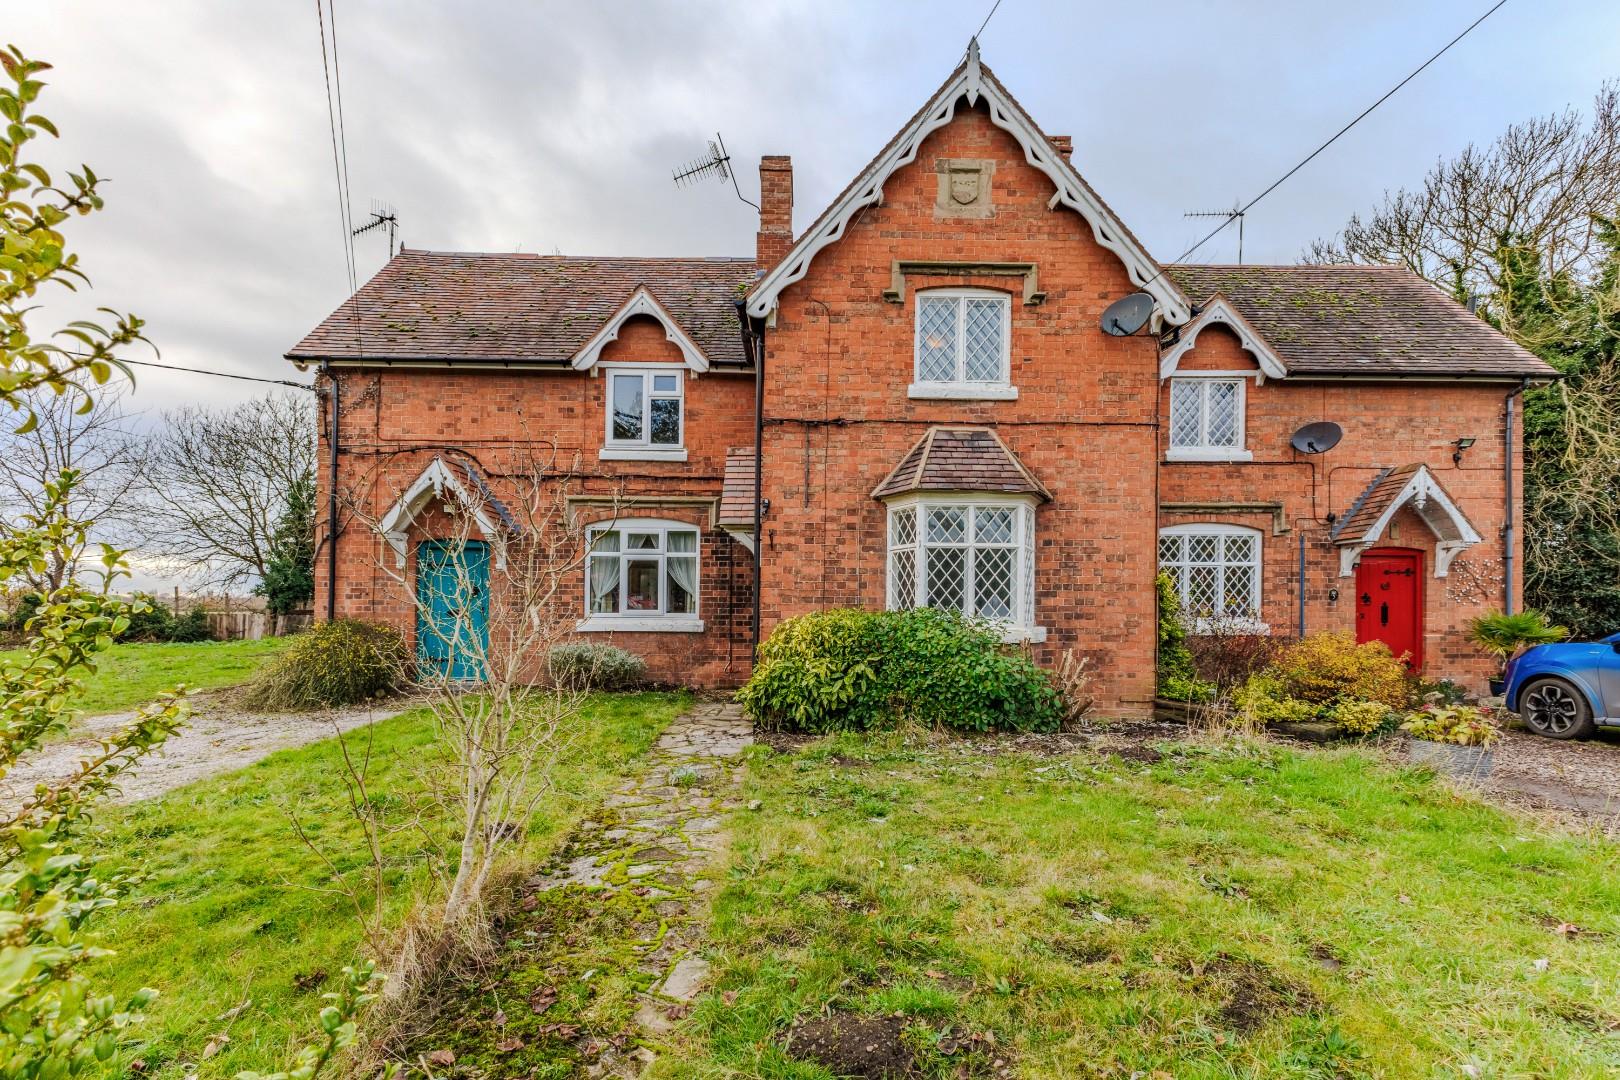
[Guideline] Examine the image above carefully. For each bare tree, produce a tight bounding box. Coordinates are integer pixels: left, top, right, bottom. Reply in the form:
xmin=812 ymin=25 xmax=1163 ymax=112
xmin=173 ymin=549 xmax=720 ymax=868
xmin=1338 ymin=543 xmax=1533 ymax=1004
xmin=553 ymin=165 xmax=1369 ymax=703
xmin=0 ymin=385 xmax=147 ymax=592
xmin=140 ymin=392 xmax=316 ymax=589
xmin=1305 ymin=82 xmax=1620 ymax=319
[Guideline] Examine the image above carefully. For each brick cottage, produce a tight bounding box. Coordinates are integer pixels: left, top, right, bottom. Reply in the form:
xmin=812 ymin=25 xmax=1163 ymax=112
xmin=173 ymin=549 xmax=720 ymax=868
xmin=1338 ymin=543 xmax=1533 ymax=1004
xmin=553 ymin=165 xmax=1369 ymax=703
xmin=287 ymin=45 xmax=1555 ymax=715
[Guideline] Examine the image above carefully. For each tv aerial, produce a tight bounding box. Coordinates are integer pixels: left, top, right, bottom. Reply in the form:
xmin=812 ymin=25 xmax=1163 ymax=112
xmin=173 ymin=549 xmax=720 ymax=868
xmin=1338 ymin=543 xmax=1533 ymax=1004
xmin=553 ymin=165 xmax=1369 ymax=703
xmin=672 ymin=132 xmax=759 ymax=210
xmin=352 ymin=199 xmax=400 ymax=256
xmin=1185 ymin=204 xmax=1245 ymax=264
xmin=1099 ymin=292 xmax=1154 ymax=336
xmin=1290 ymin=421 xmax=1343 ymax=455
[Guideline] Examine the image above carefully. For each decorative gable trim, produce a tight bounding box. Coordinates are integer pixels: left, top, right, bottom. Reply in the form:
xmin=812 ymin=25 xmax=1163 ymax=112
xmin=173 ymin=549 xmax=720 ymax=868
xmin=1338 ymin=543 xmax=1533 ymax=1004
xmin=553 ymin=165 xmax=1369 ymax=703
xmin=571 ymin=286 xmax=709 ymax=372
xmin=1159 ymin=295 xmax=1288 ymax=383
xmin=1330 ymin=464 xmax=1482 ymax=578
xmin=378 ymin=457 xmax=512 ymax=569
xmin=744 ymin=41 xmax=1191 ymax=327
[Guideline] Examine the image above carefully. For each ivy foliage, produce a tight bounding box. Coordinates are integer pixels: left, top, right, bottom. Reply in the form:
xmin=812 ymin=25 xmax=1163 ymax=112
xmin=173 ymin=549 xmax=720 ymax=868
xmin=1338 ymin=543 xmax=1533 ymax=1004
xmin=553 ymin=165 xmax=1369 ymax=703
xmin=737 ymin=607 xmax=1063 ymax=733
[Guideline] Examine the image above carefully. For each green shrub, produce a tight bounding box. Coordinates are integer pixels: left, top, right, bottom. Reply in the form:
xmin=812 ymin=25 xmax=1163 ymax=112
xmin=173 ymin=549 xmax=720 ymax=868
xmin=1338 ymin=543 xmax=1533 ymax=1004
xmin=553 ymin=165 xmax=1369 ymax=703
xmin=1231 ymin=673 xmax=1316 ymax=725
xmin=1156 ymin=572 xmax=1214 ymax=703
xmin=165 ymin=608 xmax=213 ymax=643
xmin=737 ymin=607 xmax=1062 ymax=733
xmin=118 ymin=592 xmax=175 ymax=642
xmin=1467 ymin=609 xmax=1569 ymax=665
xmin=242 ymin=619 xmax=408 ymax=710
xmin=1402 ymin=703 xmax=1501 ymax=747
xmin=1330 ymin=699 xmax=1398 ymax=736
xmin=548 ymin=642 xmax=646 ymax=690
xmin=1267 ymin=631 xmax=1413 ymax=709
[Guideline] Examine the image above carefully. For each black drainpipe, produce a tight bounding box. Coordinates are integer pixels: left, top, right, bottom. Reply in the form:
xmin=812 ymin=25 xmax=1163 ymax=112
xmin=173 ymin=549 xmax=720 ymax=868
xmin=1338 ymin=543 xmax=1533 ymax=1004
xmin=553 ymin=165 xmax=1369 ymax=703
xmin=1502 ymin=377 xmax=1528 ymax=615
xmin=1297 ymin=531 xmax=1307 ymax=639
xmin=750 ymin=317 xmax=766 ymax=653
xmin=322 ymin=360 xmax=339 ymax=622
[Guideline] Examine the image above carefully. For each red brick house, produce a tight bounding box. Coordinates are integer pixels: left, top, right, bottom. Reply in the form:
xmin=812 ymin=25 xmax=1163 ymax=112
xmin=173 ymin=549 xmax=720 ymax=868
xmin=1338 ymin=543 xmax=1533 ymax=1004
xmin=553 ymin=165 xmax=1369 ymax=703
xmin=288 ymin=45 xmax=1555 ymax=715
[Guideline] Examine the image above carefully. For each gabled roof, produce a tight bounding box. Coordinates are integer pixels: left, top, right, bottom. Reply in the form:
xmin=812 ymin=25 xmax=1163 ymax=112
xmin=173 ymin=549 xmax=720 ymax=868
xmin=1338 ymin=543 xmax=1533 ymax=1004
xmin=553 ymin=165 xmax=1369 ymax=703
xmin=745 ymin=42 xmax=1191 ymax=327
xmin=1159 ymin=293 xmax=1288 ymax=381
xmin=570 ymin=285 xmax=709 ymax=371
xmin=286 ymin=251 xmax=755 ymax=366
xmin=1167 ymin=264 xmax=1558 ymax=379
xmin=718 ymin=447 xmax=757 ymax=528
xmin=872 ymin=426 xmax=1051 ymax=502
xmin=377 ymin=456 xmax=518 ymax=568
xmin=1330 ymin=463 xmax=1482 ymax=577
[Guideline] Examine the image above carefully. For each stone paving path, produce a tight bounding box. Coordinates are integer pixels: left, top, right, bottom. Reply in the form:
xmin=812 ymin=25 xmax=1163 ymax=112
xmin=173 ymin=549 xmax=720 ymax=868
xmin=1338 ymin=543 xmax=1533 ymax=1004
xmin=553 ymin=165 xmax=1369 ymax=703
xmin=527 ymin=701 xmax=753 ymax=1077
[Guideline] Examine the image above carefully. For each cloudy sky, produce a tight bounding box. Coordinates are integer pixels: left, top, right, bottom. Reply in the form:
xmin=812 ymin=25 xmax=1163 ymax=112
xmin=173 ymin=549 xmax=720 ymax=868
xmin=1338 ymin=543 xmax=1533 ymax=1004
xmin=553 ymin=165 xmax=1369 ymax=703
xmin=9 ymin=0 xmax=1620 ymax=417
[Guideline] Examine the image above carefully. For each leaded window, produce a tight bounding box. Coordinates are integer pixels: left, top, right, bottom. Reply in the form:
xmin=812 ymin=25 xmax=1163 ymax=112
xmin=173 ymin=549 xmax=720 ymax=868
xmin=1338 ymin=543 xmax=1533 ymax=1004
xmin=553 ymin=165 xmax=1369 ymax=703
xmin=915 ymin=290 xmax=1011 ymax=387
xmin=887 ymin=499 xmax=1035 ymax=628
xmin=1169 ymin=377 xmax=1243 ymax=451
xmin=1157 ymin=524 xmax=1262 ymax=621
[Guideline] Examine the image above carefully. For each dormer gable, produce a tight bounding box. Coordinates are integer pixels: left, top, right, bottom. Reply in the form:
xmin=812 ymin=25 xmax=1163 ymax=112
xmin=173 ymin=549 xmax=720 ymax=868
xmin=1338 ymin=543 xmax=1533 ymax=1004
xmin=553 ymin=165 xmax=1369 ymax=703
xmin=572 ymin=285 xmax=710 ymax=372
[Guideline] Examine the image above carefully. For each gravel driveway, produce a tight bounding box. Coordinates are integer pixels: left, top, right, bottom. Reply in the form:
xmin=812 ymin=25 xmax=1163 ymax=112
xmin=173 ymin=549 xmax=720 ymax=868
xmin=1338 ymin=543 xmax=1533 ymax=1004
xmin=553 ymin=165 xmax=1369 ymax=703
xmin=0 ymin=694 xmax=410 ymax=811
xmin=1478 ymin=725 xmax=1620 ymax=835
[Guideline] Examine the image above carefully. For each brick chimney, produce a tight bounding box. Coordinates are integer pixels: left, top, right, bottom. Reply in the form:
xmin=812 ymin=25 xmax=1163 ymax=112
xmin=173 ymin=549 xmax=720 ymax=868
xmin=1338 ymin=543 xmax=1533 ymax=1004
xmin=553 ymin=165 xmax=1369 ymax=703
xmin=756 ymin=156 xmax=793 ymax=269
xmin=1047 ymin=134 xmax=1073 ymax=161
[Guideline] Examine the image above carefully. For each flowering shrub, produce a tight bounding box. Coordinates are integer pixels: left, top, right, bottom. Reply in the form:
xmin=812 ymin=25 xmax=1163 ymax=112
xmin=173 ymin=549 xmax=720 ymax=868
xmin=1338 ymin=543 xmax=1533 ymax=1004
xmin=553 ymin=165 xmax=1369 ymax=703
xmin=1330 ymin=699 xmax=1398 ymax=736
xmin=1267 ymin=632 xmax=1413 ymax=709
xmin=1402 ymin=703 xmax=1502 ymax=747
xmin=243 ymin=619 xmax=409 ymax=709
xmin=737 ymin=607 xmax=1062 ymax=733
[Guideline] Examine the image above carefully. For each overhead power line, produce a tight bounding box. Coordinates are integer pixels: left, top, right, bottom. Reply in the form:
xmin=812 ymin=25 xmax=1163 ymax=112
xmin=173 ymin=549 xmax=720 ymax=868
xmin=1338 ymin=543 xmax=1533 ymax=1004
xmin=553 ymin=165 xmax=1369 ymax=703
xmin=974 ymin=0 xmax=1005 ymax=41
xmin=314 ymin=0 xmax=357 ymax=295
xmin=122 ymin=357 xmax=317 ymax=392
xmin=1167 ymin=0 xmax=1510 ymax=271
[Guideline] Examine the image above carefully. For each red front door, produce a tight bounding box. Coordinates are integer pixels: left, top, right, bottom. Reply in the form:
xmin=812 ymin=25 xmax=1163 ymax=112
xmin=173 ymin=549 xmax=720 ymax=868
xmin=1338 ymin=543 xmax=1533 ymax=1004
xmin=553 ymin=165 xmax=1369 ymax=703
xmin=1355 ymin=548 xmax=1423 ymax=670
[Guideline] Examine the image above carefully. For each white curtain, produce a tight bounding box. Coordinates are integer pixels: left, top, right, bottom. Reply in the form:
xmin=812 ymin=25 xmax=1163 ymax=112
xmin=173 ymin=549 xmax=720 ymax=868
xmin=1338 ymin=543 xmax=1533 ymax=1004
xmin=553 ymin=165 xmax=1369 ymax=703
xmin=666 ymin=531 xmax=698 ymax=611
xmin=588 ymin=556 xmax=620 ymax=613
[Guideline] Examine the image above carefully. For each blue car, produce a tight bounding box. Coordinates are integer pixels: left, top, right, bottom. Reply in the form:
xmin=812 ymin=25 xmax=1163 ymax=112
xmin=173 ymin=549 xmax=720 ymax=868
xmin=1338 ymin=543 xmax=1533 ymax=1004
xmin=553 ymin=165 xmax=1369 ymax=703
xmin=1503 ymin=632 xmax=1620 ymax=739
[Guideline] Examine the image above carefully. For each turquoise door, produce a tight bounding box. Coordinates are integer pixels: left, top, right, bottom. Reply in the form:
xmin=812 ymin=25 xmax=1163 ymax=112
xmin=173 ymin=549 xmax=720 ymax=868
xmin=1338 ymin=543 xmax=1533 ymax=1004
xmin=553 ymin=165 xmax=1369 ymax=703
xmin=415 ymin=540 xmax=489 ymax=680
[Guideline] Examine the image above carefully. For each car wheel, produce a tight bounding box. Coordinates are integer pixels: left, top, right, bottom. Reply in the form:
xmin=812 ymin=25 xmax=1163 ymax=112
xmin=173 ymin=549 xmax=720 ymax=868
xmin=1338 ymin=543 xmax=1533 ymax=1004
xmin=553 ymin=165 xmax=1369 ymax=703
xmin=1518 ymin=678 xmax=1596 ymax=740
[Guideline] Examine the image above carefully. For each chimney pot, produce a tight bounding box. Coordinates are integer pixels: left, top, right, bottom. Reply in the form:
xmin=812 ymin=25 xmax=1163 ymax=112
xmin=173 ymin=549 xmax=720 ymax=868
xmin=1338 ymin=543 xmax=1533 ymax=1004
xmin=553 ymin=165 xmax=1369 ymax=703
xmin=757 ymin=155 xmax=794 ymax=269
xmin=1048 ymin=134 xmax=1073 ymax=160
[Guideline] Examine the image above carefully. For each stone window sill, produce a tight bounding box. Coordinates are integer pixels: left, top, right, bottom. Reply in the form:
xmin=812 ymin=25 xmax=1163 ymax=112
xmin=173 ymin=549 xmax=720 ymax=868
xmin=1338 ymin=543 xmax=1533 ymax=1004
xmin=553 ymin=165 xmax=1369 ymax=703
xmin=1165 ymin=447 xmax=1254 ymax=463
xmin=1000 ymin=624 xmax=1047 ymax=644
xmin=907 ymin=382 xmax=1019 ymax=401
xmin=576 ymin=616 xmax=705 ymax=634
xmin=599 ymin=447 xmax=689 ymax=462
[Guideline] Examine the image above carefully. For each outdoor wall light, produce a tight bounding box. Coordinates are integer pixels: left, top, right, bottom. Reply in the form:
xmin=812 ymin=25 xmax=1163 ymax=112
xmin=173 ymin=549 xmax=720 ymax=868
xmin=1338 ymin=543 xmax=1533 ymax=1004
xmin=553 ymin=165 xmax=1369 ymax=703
xmin=1452 ymin=436 xmax=1476 ymax=465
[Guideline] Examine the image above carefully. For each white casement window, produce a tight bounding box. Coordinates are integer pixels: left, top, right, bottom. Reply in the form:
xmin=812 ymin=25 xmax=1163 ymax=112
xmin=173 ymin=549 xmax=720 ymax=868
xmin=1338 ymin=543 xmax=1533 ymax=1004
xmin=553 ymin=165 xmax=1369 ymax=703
xmin=910 ymin=289 xmax=1016 ymax=400
xmin=579 ymin=520 xmax=703 ymax=632
xmin=1157 ymin=524 xmax=1265 ymax=630
xmin=1167 ymin=377 xmax=1251 ymax=461
xmin=602 ymin=367 xmax=685 ymax=460
xmin=886 ymin=497 xmax=1041 ymax=641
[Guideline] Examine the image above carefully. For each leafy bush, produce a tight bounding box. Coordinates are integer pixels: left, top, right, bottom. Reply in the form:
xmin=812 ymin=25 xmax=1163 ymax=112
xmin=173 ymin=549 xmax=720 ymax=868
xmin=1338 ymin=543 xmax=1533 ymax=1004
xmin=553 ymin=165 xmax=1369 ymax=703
xmin=548 ymin=642 xmax=646 ymax=690
xmin=165 ymin=607 xmax=212 ymax=643
xmin=242 ymin=619 xmax=408 ymax=710
xmin=118 ymin=592 xmax=176 ymax=641
xmin=1330 ymin=699 xmax=1399 ymax=736
xmin=1402 ymin=703 xmax=1501 ymax=747
xmin=1267 ymin=631 xmax=1413 ymax=709
xmin=1467 ymin=609 xmax=1569 ymax=665
xmin=737 ymin=607 xmax=1062 ymax=733
xmin=1156 ymin=572 xmax=1214 ymax=703
xmin=1230 ymin=674 xmax=1316 ymax=726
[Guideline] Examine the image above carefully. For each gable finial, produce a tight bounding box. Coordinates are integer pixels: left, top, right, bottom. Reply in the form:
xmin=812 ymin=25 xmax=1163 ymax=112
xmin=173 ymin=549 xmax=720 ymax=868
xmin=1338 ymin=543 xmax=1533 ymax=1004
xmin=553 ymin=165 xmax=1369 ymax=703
xmin=964 ymin=38 xmax=983 ymax=105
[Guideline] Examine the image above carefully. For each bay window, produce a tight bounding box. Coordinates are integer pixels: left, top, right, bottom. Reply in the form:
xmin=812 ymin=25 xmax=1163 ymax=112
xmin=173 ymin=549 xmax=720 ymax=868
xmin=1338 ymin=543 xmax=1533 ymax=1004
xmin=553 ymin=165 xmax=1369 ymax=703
xmin=886 ymin=497 xmax=1040 ymax=639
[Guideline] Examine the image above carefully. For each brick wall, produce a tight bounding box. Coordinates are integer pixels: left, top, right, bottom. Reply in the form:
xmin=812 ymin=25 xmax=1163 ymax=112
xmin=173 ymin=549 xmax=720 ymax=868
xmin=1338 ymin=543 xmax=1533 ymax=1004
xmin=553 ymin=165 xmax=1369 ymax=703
xmin=757 ymin=102 xmax=1162 ymax=715
xmin=1159 ymin=323 xmax=1520 ymax=693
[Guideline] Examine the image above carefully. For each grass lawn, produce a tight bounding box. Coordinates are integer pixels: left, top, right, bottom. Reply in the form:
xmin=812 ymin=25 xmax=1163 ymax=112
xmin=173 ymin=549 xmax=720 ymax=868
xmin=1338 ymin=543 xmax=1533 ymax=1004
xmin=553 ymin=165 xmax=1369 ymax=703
xmin=648 ymin=733 xmax=1620 ymax=1079
xmin=83 ymin=690 xmax=689 ymax=1079
xmin=0 ymin=638 xmax=290 ymax=717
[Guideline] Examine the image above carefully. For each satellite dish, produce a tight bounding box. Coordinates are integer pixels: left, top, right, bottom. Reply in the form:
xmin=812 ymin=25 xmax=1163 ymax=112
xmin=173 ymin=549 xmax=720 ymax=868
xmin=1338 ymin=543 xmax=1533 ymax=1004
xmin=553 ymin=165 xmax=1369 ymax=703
xmin=1290 ymin=421 xmax=1343 ymax=455
xmin=1100 ymin=292 xmax=1154 ymax=336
